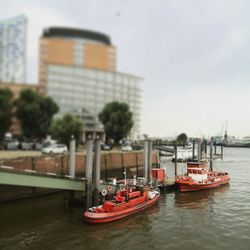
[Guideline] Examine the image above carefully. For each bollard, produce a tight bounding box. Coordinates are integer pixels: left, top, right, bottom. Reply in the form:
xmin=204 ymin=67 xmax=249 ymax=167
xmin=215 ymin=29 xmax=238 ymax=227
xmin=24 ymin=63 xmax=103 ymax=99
xmin=94 ymin=139 xmax=101 ymax=206
xmin=143 ymin=140 xmax=149 ymax=185
xmin=85 ymin=138 xmax=94 ymax=209
xmin=148 ymin=140 xmax=153 ymax=186
xmin=68 ymin=136 xmax=76 ymax=178
xmin=221 ymin=145 xmax=224 ymax=160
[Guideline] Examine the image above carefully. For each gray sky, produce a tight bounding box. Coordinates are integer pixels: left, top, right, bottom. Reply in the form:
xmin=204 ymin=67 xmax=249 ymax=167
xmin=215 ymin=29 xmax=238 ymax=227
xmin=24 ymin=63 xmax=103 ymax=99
xmin=1 ymin=0 xmax=250 ymax=138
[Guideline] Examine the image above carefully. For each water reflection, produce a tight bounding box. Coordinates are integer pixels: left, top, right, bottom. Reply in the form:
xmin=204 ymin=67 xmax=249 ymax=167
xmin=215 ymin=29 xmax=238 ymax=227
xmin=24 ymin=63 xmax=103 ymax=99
xmin=87 ymin=201 xmax=160 ymax=229
xmin=174 ymin=184 xmax=230 ymax=209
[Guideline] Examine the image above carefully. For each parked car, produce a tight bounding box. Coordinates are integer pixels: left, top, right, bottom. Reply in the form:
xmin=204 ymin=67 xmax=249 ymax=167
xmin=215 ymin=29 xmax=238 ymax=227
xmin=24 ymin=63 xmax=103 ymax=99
xmin=42 ymin=144 xmax=68 ymax=155
xmin=33 ymin=142 xmax=43 ymax=151
xmin=101 ymin=143 xmax=112 ymax=151
xmin=121 ymin=144 xmax=133 ymax=152
xmin=20 ymin=142 xmax=34 ymax=150
xmin=4 ymin=140 xmax=19 ymax=150
xmin=4 ymin=132 xmax=12 ymax=141
xmin=131 ymin=143 xmax=143 ymax=151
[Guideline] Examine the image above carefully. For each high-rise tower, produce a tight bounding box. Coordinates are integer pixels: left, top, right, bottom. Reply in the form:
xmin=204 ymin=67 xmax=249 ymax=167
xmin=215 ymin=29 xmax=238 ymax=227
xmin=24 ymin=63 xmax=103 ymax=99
xmin=0 ymin=15 xmax=27 ymax=83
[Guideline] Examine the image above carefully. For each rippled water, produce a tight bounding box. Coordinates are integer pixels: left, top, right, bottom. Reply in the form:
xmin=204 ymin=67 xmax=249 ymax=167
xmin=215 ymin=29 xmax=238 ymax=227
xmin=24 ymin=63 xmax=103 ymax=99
xmin=0 ymin=147 xmax=250 ymax=250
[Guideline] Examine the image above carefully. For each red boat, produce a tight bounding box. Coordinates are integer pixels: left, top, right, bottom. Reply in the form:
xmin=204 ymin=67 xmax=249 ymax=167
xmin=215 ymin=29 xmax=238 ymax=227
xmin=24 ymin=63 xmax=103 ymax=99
xmin=175 ymin=162 xmax=230 ymax=192
xmin=84 ymin=186 xmax=160 ymax=224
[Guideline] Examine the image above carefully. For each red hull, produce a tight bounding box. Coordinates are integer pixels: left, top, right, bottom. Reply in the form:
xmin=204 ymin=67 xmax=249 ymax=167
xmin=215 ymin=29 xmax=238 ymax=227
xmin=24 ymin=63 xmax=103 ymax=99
xmin=84 ymin=194 xmax=160 ymax=224
xmin=176 ymin=175 xmax=230 ymax=192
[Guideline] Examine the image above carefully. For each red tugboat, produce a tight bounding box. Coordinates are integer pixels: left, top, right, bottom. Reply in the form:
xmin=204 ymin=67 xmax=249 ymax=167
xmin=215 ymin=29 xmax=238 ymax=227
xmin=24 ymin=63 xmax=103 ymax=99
xmin=175 ymin=162 xmax=230 ymax=192
xmin=83 ymin=186 xmax=160 ymax=224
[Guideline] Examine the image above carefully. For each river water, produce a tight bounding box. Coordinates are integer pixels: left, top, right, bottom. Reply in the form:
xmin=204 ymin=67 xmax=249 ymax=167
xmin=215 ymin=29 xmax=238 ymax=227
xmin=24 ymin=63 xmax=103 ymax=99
xmin=0 ymin=147 xmax=250 ymax=250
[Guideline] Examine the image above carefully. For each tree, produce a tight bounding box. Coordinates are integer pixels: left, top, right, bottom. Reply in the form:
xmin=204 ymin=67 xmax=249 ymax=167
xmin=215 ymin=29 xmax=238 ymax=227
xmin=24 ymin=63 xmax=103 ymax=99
xmin=50 ymin=114 xmax=83 ymax=146
xmin=176 ymin=133 xmax=188 ymax=145
xmin=0 ymin=88 xmax=13 ymax=141
xmin=15 ymin=89 xmax=59 ymax=140
xmin=99 ymin=101 xmax=133 ymax=143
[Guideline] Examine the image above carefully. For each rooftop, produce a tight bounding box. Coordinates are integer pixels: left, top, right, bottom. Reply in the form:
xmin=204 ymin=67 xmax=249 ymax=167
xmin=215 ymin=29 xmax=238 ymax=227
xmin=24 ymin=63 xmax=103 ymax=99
xmin=42 ymin=27 xmax=111 ymax=45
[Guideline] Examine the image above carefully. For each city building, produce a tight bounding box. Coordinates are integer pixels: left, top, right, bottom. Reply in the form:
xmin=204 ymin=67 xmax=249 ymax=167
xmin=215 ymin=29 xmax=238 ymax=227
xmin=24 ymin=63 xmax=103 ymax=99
xmin=0 ymin=15 xmax=27 ymax=83
xmin=0 ymin=82 xmax=44 ymax=136
xmin=39 ymin=27 xmax=141 ymax=141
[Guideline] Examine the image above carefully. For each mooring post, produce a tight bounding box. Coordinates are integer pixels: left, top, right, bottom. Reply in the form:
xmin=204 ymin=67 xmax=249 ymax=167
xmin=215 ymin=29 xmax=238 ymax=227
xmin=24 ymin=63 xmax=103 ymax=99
xmin=136 ymin=152 xmax=139 ymax=176
xmin=197 ymin=139 xmax=201 ymax=162
xmin=174 ymin=143 xmax=177 ymax=176
xmin=94 ymin=138 xmax=101 ymax=206
xmin=221 ymin=144 xmax=224 ymax=160
xmin=148 ymin=140 xmax=153 ymax=186
xmin=192 ymin=139 xmax=195 ymax=161
xmin=85 ymin=138 xmax=94 ymax=209
xmin=31 ymin=157 xmax=36 ymax=195
xmin=104 ymin=153 xmax=108 ymax=179
xmin=121 ymin=153 xmax=124 ymax=178
xmin=143 ymin=140 xmax=149 ymax=185
xmin=69 ymin=135 xmax=76 ymax=178
xmin=157 ymin=147 xmax=161 ymax=168
xmin=209 ymin=139 xmax=213 ymax=171
xmin=214 ymin=143 xmax=217 ymax=155
xmin=204 ymin=140 xmax=207 ymax=159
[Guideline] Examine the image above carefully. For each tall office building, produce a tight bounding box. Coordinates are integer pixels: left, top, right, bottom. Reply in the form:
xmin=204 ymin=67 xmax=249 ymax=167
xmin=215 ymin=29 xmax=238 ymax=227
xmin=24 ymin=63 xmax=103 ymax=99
xmin=0 ymin=15 xmax=27 ymax=83
xmin=39 ymin=27 xmax=141 ymax=140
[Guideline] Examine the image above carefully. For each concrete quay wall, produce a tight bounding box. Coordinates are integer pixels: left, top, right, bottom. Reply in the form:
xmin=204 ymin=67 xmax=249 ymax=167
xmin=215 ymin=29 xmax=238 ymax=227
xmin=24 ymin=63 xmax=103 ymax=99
xmin=0 ymin=151 xmax=158 ymax=176
xmin=0 ymin=151 xmax=159 ymax=201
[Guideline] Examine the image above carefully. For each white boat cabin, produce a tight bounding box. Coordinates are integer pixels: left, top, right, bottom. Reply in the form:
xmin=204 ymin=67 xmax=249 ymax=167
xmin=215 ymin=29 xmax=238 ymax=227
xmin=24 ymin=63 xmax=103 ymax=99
xmin=187 ymin=167 xmax=208 ymax=182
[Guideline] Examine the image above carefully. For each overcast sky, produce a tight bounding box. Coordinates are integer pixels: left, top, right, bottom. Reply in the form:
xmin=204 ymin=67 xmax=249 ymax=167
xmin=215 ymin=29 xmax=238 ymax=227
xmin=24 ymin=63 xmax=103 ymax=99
xmin=1 ymin=0 xmax=250 ymax=138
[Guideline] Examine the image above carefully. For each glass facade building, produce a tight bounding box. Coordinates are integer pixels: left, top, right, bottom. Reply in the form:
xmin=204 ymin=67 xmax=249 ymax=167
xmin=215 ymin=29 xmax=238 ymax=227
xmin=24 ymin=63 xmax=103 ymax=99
xmin=39 ymin=27 xmax=141 ymax=140
xmin=0 ymin=15 xmax=27 ymax=83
